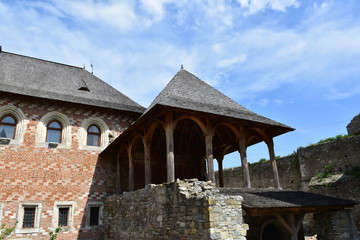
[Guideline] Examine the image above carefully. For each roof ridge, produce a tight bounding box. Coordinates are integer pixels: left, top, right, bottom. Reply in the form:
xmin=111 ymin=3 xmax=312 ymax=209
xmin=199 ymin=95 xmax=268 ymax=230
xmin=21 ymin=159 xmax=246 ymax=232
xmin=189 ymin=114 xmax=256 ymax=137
xmin=1 ymin=51 xmax=85 ymax=71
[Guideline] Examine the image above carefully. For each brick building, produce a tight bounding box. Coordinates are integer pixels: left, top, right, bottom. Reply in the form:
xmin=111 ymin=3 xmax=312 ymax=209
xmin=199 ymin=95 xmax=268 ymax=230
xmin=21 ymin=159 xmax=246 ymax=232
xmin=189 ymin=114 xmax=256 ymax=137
xmin=0 ymin=50 xmax=144 ymax=239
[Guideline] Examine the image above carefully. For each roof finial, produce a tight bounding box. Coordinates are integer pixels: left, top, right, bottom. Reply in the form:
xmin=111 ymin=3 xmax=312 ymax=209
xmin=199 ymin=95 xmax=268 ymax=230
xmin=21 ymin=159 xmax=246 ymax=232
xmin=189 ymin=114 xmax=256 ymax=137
xmin=181 ymin=64 xmax=184 ymax=70
xmin=90 ymin=64 xmax=93 ymax=74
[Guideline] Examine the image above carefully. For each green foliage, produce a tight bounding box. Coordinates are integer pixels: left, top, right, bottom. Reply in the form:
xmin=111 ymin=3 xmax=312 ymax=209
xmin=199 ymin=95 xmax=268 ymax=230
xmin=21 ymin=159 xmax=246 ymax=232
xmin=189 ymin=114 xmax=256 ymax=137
xmin=346 ymin=166 xmax=360 ymax=178
xmin=258 ymin=158 xmax=268 ymax=163
xmin=49 ymin=227 xmax=62 ymax=240
xmin=0 ymin=222 xmax=16 ymax=240
xmin=297 ymin=134 xmax=352 ymax=150
xmin=316 ymin=161 xmax=334 ymax=179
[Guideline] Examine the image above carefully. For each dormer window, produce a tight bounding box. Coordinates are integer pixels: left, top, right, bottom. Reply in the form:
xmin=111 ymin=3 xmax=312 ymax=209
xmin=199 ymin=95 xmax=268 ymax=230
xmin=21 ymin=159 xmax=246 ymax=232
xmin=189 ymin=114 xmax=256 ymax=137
xmin=87 ymin=125 xmax=100 ymax=146
xmin=0 ymin=114 xmax=17 ymax=139
xmin=46 ymin=120 xmax=62 ymax=143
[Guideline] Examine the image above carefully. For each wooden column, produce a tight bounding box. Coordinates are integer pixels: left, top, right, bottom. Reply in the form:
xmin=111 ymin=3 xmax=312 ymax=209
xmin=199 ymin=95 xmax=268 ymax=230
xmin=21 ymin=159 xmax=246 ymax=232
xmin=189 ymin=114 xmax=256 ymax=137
xmin=165 ymin=112 xmax=175 ymax=182
xmin=275 ymin=214 xmax=304 ymax=240
xmin=267 ymin=138 xmax=281 ymax=189
xmin=205 ymin=118 xmax=215 ymax=183
xmin=116 ymin=151 xmax=121 ymax=194
xmin=217 ymin=157 xmax=224 ymax=187
xmin=239 ymin=135 xmax=251 ymax=188
xmin=143 ymin=139 xmax=151 ymax=185
xmin=127 ymin=143 xmax=134 ymax=191
xmin=205 ymin=134 xmax=215 ymax=183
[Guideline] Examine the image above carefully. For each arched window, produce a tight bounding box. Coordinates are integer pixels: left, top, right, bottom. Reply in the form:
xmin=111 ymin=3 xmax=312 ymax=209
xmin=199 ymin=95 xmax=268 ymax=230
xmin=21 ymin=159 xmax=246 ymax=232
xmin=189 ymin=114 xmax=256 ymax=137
xmin=87 ymin=125 xmax=101 ymax=146
xmin=0 ymin=115 xmax=17 ymax=139
xmin=46 ymin=120 xmax=62 ymax=143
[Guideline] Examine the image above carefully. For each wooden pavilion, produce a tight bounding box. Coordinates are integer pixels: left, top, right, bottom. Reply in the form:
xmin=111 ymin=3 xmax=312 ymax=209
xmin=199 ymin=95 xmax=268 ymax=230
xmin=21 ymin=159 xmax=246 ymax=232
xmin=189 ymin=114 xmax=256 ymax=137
xmin=101 ymin=68 xmax=294 ymax=192
xmin=101 ymin=69 xmax=358 ymax=240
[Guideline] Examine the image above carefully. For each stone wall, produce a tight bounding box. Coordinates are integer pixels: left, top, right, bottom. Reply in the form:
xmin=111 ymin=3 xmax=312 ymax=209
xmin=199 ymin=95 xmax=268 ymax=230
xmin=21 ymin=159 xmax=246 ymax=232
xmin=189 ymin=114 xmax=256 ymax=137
xmin=217 ymin=135 xmax=360 ymax=232
xmin=347 ymin=114 xmax=360 ymax=136
xmin=104 ymin=179 xmax=248 ymax=240
xmin=218 ymin=155 xmax=301 ymax=189
xmin=314 ymin=210 xmax=359 ymax=240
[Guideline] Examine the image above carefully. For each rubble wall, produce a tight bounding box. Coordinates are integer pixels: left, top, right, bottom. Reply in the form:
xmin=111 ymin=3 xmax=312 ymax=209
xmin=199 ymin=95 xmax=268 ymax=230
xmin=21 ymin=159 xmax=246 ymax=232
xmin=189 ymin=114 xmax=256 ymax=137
xmin=104 ymin=179 xmax=248 ymax=240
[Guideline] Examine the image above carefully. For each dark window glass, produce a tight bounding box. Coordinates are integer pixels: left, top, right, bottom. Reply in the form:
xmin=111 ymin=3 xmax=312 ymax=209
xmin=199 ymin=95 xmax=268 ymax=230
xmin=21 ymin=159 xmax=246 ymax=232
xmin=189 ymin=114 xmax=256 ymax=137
xmin=58 ymin=207 xmax=69 ymax=227
xmin=46 ymin=120 xmax=62 ymax=143
xmin=87 ymin=125 xmax=100 ymax=146
xmin=89 ymin=206 xmax=100 ymax=226
xmin=0 ymin=115 xmax=17 ymax=139
xmin=23 ymin=207 xmax=36 ymax=228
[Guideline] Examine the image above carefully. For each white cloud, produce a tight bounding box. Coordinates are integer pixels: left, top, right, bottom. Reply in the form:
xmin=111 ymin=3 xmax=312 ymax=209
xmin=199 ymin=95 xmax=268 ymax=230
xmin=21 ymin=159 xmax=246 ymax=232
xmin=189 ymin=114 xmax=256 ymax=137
xmin=50 ymin=0 xmax=138 ymax=31
xmin=238 ymin=0 xmax=300 ymax=15
xmin=217 ymin=55 xmax=247 ymax=68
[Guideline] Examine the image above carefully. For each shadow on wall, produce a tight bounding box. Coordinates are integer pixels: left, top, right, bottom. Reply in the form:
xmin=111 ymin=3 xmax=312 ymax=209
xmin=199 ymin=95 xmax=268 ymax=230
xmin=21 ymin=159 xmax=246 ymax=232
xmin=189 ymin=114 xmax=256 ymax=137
xmin=77 ymin=155 xmax=117 ymax=240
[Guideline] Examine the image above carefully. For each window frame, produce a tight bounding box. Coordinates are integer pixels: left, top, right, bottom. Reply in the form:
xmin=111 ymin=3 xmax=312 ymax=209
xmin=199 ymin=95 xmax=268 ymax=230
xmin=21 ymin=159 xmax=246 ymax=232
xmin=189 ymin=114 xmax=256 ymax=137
xmin=87 ymin=124 xmax=101 ymax=147
xmin=52 ymin=202 xmax=75 ymax=231
xmin=0 ymin=114 xmax=17 ymax=139
xmin=85 ymin=202 xmax=103 ymax=228
xmin=46 ymin=120 xmax=63 ymax=143
xmin=16 ymin=203 xmax=42 ymax=234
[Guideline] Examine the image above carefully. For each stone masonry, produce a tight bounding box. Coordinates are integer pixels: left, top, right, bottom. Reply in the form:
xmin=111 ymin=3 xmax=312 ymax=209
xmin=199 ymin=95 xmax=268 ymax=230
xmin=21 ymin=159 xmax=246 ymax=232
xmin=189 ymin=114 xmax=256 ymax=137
xmin=104 ymin=179 xmax=248 ymax=240
xmin=347 ymin=114 xmax=360 ymax=136
xmin=314 ymin=210 xmax=359 ymax=240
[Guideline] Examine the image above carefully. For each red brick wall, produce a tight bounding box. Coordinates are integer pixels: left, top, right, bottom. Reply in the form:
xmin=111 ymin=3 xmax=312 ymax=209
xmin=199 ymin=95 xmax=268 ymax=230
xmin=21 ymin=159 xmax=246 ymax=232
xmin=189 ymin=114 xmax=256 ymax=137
xmin=0 ymin=94 xmax=136 ymax=239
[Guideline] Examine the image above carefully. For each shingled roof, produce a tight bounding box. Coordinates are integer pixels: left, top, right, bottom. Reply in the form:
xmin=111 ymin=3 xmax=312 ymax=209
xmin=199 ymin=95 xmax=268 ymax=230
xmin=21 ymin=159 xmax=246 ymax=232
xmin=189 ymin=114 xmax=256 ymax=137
xmin=145 ymin=69 xmax=292 ymax=129
xmin=220 ymin=188 xmax=357 ymax=211
xmin=0 ymin=51 xmax=145 ymax=113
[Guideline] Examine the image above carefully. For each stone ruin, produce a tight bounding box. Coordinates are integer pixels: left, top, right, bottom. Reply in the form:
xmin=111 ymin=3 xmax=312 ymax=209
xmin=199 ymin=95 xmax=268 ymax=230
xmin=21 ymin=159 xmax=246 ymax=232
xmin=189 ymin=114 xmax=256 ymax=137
xmin=347 ymin=113 xmax=360 ymax=136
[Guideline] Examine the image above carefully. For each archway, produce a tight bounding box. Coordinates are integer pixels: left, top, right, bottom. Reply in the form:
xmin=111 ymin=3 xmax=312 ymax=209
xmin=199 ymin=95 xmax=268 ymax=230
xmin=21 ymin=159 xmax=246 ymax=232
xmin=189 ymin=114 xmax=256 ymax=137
xmin=173 ymin=118 xmax=206 ymax=180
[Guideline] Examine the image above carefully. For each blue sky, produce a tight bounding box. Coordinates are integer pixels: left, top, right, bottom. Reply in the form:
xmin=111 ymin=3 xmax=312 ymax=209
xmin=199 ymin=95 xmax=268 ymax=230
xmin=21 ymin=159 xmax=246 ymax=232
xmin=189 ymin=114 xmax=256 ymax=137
xmin=1 ymin=0 xmax=359 ymax=168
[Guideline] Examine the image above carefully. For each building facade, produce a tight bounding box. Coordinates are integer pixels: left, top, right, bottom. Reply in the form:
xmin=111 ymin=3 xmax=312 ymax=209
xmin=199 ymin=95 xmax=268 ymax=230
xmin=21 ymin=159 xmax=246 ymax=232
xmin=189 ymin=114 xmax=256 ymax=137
xmin=0 ymin=51 xmax=144 ymax=239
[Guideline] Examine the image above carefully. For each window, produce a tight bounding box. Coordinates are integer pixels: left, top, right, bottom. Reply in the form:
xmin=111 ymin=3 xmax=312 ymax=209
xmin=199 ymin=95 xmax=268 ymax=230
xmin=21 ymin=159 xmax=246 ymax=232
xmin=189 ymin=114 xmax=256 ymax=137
xmin=0 ymin=115 xmax=17 ymax=139
xmin=52 ymin=202 xmax=74 ymax=230
xmin=58 ymin=207 xmax=70 ymax=227
xmin=16 ymin=203 xmax=42 ymax=234
xmin=46 ymin=120 xmax=62 ymax=143
xmin=86 ymin=202 xmax=103 ymax=228
xmin=80 ymin=117 xmax=109 ymax=149
xmin=87 ymin=125 xmax=101 ymax=146
xmin=89 ymin=206 xmax=100 ymax=226
xmin=23 ymin=207 xmax=36 ymax=228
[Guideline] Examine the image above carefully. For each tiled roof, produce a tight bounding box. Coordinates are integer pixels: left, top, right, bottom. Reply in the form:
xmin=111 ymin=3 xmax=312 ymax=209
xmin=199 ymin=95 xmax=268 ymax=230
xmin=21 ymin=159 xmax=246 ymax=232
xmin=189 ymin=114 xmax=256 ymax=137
xmin=0 ymin=51 xmax=145 ymax=113
xmin=145 ymin=69 xmax=292 ymax=129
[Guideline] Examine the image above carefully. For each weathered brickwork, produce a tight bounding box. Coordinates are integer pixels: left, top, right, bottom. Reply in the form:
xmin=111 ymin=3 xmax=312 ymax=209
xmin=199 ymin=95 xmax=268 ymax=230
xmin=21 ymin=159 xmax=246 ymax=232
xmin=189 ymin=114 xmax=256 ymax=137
xmin=0 ymin=94 xmax=135 ymax=240
xmin=105 ymin=179 xmax=248 ymax=240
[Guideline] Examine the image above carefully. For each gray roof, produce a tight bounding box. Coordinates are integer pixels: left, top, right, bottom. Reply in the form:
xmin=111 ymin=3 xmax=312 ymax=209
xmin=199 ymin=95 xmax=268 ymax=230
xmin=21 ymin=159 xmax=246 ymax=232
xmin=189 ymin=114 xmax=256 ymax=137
xmin=145 ymin=69 xmax=292 ymax=128
xmin=0 ymin=51 xmax=145 ymax=113
xmin=219 ymin=188 xmax=357 ymax=209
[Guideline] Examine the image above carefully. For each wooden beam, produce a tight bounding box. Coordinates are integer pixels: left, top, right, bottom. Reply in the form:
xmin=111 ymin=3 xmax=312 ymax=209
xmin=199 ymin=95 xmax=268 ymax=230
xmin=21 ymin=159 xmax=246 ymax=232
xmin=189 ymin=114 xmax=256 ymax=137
xmin=239 ymin=135 xmax=251 ymax=188
xmin=116 ymin=150 xmax=121 ymax=194
xmin=205 ymin=118 xmax=215 ymax=183
xmin=127 ymin=141 xmax=134 ymax=191
xmin=275 ymin=214 xmax=293 ymax=236
xmin=217 ymin=157 xmax=224 ymax=187
xmin=143 ymin=139 xmax=151 ymax=186
xmin=165 ymin=112 xmax=175 ymax=182
xmin=267 ymin=138 xmax=281 ymax=189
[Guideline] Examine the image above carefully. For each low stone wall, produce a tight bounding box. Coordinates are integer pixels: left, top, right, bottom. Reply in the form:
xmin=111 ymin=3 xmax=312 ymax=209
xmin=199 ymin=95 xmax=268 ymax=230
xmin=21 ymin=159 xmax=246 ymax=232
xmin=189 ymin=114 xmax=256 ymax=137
xmin=314 ymin=210 xmax=359 ymax=240
xmin=217 ymin=154 xmax=301 ymax=189
xmin=298 ymin=136 xmax=360 ymax=187
xmin=104 ymin=179 xmax=248 ymax=240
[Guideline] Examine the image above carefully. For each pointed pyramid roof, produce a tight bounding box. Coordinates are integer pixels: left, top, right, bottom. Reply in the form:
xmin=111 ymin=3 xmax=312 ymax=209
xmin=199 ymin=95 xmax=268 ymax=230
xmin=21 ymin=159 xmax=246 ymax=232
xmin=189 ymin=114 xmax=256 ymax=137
xmin=101 ymin=69 xmax=294 ymax=156
xmin=145 ymin=69 xmax=292 ymax=128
